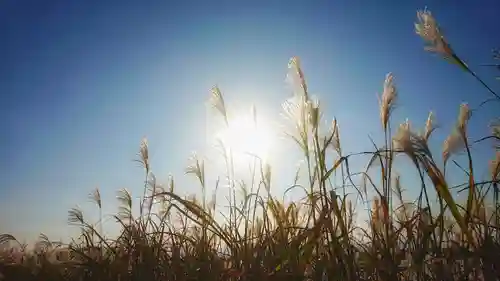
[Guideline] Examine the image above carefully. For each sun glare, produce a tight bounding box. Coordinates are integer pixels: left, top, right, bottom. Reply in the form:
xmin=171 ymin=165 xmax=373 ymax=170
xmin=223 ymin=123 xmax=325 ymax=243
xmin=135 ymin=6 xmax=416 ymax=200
xmin=215 ymin=113 xmax=274 ymax=165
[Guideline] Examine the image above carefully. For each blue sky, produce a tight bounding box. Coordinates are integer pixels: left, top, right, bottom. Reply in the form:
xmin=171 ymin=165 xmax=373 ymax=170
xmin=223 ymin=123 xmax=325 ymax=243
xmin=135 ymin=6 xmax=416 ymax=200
xmin=1 ymin=0 xmax=499 ymax=243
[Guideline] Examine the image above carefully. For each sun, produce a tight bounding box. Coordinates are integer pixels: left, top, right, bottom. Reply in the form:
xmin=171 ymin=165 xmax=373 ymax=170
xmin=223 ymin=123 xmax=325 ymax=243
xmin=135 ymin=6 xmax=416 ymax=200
xmin=215 ymin=113 xmax=274 ymax=165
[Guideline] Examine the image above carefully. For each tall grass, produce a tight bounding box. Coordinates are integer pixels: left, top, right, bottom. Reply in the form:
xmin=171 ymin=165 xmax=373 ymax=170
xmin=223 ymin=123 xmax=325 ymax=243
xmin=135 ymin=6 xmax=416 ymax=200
xmin=1 ymin=8 xmax=500 ymax=281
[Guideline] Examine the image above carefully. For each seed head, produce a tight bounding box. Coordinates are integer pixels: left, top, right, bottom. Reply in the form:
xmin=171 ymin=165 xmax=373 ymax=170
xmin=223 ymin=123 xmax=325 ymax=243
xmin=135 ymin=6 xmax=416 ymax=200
xmin=288 ymin=56 xmax=308 ymax=99
xmin=423 ymin=111 xmax=436 ymax=142
xmin=393 ymin=119 xmax=413 ymax=154
xmin=415 ymin=10 xmax=450 ymax=57
xmin=139 ymin=138 xmax=149 ymax=173
xmin=330 ymin=118 xmax=341 ymax=154
xmin=379 ymin=73 xmax=397 ymax=130
xmin=457 ymin=103 xmax=471 ymax=133
xmin=209 ymin=86 xmax=228 ymax=125
xmin=263 ymin=162 xmax=272 ymax=192
xmin=185 ymin=152 xmax=205 ymax=187
xmin=89 ymin=188 xmax=102 ymax=209
xmin=442 ymin=131 xmax=463 ymax=163
xmin=415 ymin=9 xmax=468 ymax=70
xmin=306 ymin=99 xmax=320 ymax=131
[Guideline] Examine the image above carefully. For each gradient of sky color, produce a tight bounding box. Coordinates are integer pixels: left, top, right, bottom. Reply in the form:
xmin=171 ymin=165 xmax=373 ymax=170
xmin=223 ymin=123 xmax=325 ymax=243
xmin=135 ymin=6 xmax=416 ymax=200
xmin=1 ymin=0 xmax=499 ymax=243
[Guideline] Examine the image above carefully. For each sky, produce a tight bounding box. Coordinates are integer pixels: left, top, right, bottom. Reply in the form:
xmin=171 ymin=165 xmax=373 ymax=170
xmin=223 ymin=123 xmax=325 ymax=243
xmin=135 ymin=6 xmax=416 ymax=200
xmin=0 ymin=0 xmax=499 ymax=243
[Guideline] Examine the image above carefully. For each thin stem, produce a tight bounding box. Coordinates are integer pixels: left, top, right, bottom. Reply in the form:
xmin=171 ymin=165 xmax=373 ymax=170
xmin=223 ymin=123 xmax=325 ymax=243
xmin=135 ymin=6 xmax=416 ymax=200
xmin=468 ymin=69 xmax=500 ymax=101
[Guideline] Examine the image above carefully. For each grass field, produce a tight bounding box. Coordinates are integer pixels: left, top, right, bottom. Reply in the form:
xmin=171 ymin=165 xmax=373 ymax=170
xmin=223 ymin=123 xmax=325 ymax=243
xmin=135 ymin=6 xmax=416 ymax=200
xmin=1 ymin=8 xmax=500 ymax=281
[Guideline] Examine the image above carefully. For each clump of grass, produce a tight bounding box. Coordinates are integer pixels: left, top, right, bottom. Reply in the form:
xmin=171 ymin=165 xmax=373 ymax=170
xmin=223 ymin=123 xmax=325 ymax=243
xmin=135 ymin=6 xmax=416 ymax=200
xmin=1 ymin=7 xmax=500 ymax=281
